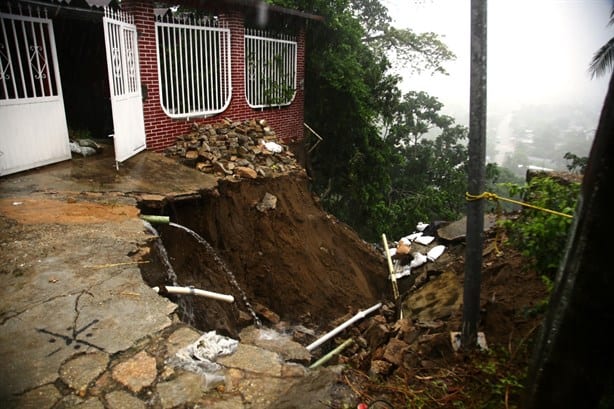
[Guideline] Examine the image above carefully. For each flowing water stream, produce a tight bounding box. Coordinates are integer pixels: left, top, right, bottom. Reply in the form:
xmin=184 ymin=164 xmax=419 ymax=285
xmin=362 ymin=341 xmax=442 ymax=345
xmin=168 ymin=222 xmax=262 ymax=327
xmin=143 ymin=220 xmax=195 ymax=326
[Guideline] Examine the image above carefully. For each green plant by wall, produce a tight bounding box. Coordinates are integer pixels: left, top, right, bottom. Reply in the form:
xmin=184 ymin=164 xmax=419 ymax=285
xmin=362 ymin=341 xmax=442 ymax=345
xmin=501 ymin=176 xmax=580 ymax=276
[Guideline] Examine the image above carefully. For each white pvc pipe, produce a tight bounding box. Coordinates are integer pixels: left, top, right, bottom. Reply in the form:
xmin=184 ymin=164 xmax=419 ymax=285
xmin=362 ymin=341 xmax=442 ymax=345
xmin=152 ymin=286 xmax=234 ymax=303
xmin=306 ymin=302 xmax=382 ymax=352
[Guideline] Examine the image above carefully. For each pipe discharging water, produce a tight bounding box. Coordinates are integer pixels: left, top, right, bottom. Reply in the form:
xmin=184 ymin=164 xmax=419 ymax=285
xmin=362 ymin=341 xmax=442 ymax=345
xmin=143 ymin=220 xmax=178 ymax=285
xmin=143 ymin=220 xmax=196 ymax=326
xmin=153 ymin=285 xmax=234 ymax=303
xmin=168 ymin=222 xmax=262 ymax=327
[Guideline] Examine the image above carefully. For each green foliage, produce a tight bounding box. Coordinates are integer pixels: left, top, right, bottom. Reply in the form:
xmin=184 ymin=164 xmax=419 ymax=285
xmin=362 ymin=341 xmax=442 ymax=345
xmin=521 ymin=274 xmax=554 ymax=318
xmin=589 ymin=7 xmax=614 ymax=79
xmin=563 ymin=152 xmax=588 ymax=174
xmin=267 ymin=0 xmax=458 ymax=241
xmin=501 ymin=176 xmax=580 ymax=276
xmin=473 ymin=348 xmax=526 ymax=409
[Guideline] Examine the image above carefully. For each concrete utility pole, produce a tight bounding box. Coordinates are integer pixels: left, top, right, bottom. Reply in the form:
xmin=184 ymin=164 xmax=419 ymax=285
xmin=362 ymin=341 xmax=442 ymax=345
xmin=462 ymin=0 xmax=487 ymax=349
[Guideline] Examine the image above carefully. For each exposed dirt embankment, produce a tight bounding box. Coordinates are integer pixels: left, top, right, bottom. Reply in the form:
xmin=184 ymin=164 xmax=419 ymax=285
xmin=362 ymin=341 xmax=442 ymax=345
xmin=141 ymin=171 xmax=389 ymax=336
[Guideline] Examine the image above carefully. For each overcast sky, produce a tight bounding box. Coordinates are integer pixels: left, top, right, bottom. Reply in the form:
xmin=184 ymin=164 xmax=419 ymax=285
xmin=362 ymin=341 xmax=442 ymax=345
xmin=381 ymin=0 xmax=613 ymax=118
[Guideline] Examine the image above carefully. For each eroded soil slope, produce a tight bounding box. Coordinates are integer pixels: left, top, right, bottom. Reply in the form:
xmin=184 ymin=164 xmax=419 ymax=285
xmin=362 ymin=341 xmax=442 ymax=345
xmin=140 ymin=171 xmax=390 ymax=336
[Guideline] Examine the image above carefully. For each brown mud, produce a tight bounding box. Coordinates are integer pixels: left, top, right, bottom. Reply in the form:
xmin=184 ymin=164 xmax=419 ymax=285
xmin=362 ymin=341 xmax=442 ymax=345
xmin=139 ymin=171 xmax=390 ymax=338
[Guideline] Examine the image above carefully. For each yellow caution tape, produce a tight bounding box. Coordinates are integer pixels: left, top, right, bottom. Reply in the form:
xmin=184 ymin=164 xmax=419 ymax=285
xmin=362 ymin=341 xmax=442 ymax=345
xmin=465 ymin=192 xmax=573 ymax=219
xmin=465 ymin=191 xmax=574 ymax=256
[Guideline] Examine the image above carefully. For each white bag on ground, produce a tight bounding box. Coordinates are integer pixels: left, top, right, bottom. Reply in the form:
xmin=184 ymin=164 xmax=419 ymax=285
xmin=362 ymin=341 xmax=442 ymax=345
xmin=172 ymin=331 xmax=238 ymax=389
xmin=410 ymin=252 xmax=428 ymax=269
xmin=414 ymin=235 xmax=435 ymax=245
xmin=427 ymin=245 xmax=446 ymax=261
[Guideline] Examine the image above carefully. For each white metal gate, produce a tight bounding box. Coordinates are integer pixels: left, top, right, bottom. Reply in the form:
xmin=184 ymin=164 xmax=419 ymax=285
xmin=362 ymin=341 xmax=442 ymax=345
xmin=0 ymin=5 xmax=70 ymax=176
xmin=103 ymin=7 xmax=146 ymax=164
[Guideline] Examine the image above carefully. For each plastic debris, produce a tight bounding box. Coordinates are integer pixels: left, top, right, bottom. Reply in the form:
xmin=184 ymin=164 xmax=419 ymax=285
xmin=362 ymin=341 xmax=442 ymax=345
xmin=402 ymin=232 xmax=423 ymax=242
xmin=256 ymin=192 xmax=278 ymax=212
xmin=416 ymin=222 xmax=429 ymax=232
xmin=69 ymin=141 xmax=97 ymax=157
xmin=409 ymin=252 xmax=428 ymax=269
xmin=263 ymin=141 xmax=283 ymax=153
xmin=427 ymin=245 xmax=446 ymax=261
xmin=396 ymin=237 xmax=412 ymax=255
xmin=394 ymin=265 xmax=412 ymax=280
xmin=450 ymin=331 xmax=488 ymax=351
xmin=172 ymin=331 xmax=238 ymax=389
xmin=309 ymin=338 xmax=354 ymax=369
xmin=387 ymin=222 xmax=447 ymax=280
xmin=306 ymin=303 xmax=382 ymax=352
xmin=414 ymin=235 xmax=435 ymax=245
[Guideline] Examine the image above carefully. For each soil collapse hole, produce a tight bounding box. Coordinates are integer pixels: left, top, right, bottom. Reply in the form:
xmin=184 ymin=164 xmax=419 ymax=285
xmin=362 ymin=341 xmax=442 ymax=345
xmin=138 ymin=174 xmax=389 ymax=339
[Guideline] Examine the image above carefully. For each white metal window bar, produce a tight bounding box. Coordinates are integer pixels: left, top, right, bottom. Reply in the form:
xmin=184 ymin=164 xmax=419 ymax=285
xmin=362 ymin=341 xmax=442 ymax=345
xmin=155 ymin=14 xmax=231 ymax=119
xmin=244 ymin=29 xmax=297 ymax=109
xmin=0 ymin=3 xmax=61 ymax=104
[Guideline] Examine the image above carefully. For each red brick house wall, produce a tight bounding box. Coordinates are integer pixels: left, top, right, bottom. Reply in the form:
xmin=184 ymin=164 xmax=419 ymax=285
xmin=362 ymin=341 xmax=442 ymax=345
xmin=122 ymin=0 xmax=305 ymax=152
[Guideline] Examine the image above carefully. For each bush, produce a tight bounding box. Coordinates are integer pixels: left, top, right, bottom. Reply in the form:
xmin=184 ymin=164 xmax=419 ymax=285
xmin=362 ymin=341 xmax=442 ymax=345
xmin=501 ymin=176 xmax=580 ymax=276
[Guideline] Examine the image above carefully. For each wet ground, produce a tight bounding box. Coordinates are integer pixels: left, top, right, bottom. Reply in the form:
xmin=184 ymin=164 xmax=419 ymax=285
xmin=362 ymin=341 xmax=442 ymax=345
xmin=0 ymin=146 xmax=551 ymax=409
xmin=0 ymin=149 xmax=380 ymax=408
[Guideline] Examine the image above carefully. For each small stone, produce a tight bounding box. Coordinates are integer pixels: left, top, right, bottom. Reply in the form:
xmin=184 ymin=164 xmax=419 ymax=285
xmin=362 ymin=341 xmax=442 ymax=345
xmin=105 ymin=390 xmax=146 ymax=409
xmin=255 ymin=193 xmax=277 ymax=213
xmin=59 ymin=352 xmax=109 ymax=394
xmin=112 ymin=351 xmax=157 ymax=393
xmin=253 ymin=303 xmax=280 ymax=324
xmin=9 ymin=384 xmax=61 ymax=409
xmin=383 ymin=338 xmax=410 ymax=366
xmin=235 ymin=166 xmax=257 ymax=179
xmin=369 ymin=360 xmax=393 ymax=377
xmin=225 ymin=368 xmax=244 ymax=391
xmin=165 ymin=326 xmax=202 ymax=358
xmin=281 ymin=363 xmax=308 ymax=378
xmin=218 ymin=344 xmax=282 ymax=376
xmin=78 ymin=398 xmax=106 ymax=409
xmin=90 ymin=372 xmax=113 ymax=396
xmin=363 ymin=321 xmax=391 ymax=350
xmin=157 ymin=372 xmax=204 ymax=409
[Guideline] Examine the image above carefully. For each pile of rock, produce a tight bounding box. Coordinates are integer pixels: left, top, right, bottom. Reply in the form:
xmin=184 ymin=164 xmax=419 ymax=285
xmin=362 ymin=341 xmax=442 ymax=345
xmin=165 ymin=118 xmax=300 ymax=179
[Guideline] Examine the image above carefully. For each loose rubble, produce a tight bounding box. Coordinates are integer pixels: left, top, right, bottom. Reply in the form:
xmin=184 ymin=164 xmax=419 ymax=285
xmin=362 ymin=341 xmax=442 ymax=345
xmin=164 ymin=118 xmax=301 ymax=178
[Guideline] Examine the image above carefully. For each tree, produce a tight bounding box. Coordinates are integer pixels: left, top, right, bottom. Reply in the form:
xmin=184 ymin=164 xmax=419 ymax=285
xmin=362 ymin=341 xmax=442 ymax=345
xmin=381 ymin=94 xmax=469 ymax=239
xmin=267 ymin=0 xmax=456 ymax=240
xmin=589 ymin=7 xmax=614 ymax=79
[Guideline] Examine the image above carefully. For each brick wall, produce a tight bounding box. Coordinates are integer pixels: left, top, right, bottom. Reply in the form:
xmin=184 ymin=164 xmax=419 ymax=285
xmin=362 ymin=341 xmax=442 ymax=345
xmin=122 ymin=0 xmax=305 ymax=152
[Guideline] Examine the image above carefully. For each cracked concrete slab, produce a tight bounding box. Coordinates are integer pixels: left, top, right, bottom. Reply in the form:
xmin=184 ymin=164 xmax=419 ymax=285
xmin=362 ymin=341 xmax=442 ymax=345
xmin=76 ymin=270 xmax=176 ymax=354
xmin=0 ymin=151 xmax=361 ymax=409
xmin=0 ymin=218 xmax=176 ymax=400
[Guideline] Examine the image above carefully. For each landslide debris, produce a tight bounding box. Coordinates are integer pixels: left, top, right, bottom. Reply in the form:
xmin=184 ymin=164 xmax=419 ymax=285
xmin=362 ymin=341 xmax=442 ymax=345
xmin=164 ymin=118 xmax=301 ymax=179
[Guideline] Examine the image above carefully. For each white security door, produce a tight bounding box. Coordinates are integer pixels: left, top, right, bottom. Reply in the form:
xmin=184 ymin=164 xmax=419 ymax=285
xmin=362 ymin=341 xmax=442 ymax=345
xmin=0 ymin=7 xmax=70 ymax=176
xmin=103 ymin=7 xmax=146 ymax=164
